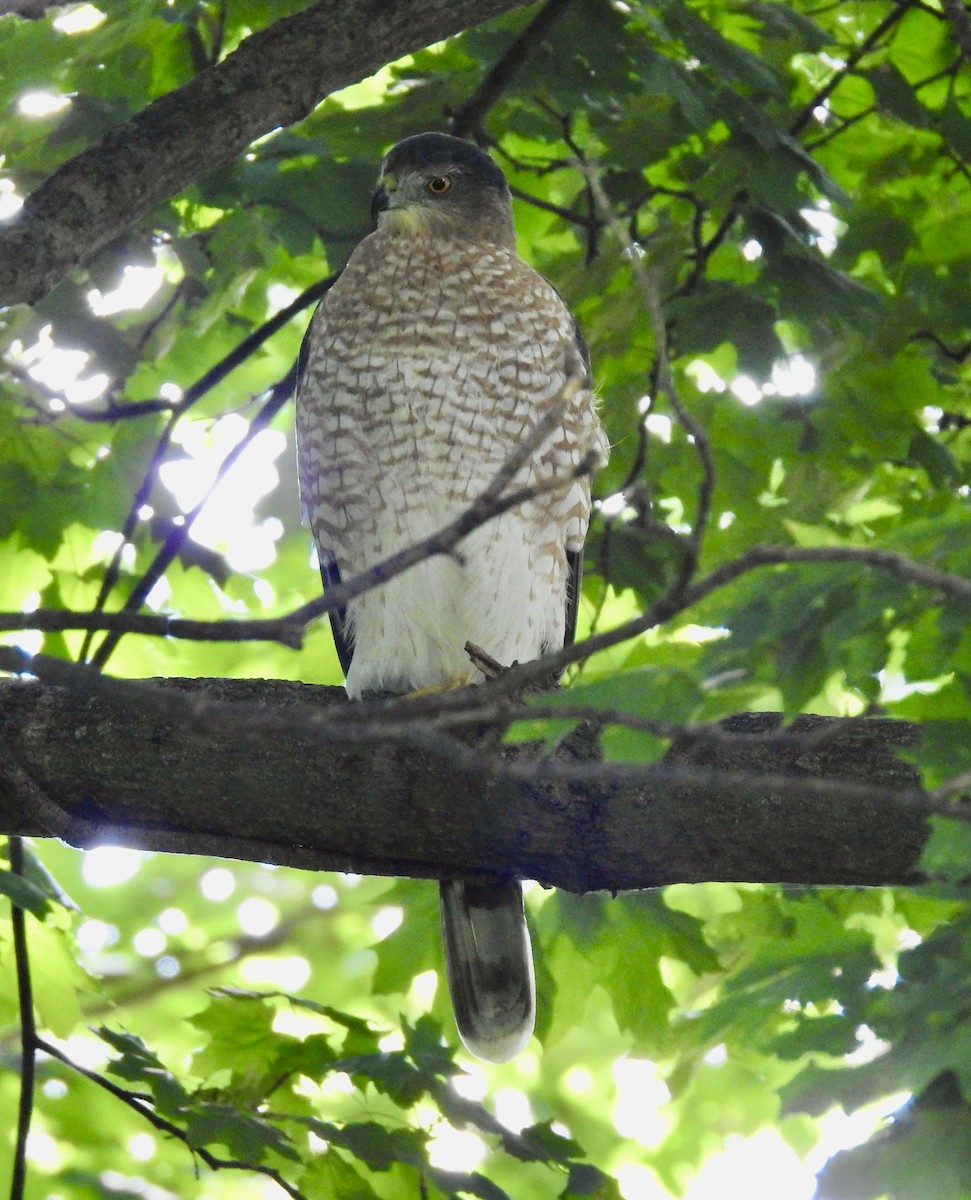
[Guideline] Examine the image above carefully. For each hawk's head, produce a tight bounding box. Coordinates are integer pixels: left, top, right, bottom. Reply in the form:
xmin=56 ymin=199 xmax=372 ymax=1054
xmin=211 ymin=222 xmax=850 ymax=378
xmin=372 ymin=132 xmax=515 ymax=248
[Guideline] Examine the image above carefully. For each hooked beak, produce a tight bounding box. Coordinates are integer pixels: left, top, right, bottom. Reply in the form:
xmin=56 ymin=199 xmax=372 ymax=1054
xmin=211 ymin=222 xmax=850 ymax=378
xmin=370 ymin=173 xmax=396 ymax=227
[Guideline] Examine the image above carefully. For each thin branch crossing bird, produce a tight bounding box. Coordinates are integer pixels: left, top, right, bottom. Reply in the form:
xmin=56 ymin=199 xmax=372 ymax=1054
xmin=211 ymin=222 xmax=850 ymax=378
xmin=296 ymin=132 xmax=607 ymax=1061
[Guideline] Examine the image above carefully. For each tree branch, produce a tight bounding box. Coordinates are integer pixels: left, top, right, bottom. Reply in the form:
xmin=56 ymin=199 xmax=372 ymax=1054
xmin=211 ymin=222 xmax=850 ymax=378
xmin=448 ymin=0 xmax=574 ymax=139
xmin=0 ymin=0 xmax=527 ymax=307
xmin=5 ymin=534 xmax=970 ymax=662
xmin=940 ymin=0 xmax=971 ymax=68
xmin=33 ymin=1037 xmax=310 ymax=1200
xmin=477 ymin=539 xmax=971 ymax=696
xmin=81 ymin=371 xmax=593 ymax=665
xmin=0 ymin=669 xmax=930 ymax=891
xmin=789 ymin=0 xmax=915 ymax=136
xmin=9 ymin=837 xmax=36 ymax=1200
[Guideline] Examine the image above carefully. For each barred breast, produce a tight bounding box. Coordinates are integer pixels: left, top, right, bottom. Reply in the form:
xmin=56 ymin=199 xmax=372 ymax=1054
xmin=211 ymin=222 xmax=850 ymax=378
xmin=295 ymin=229 xmax=607 ymax=697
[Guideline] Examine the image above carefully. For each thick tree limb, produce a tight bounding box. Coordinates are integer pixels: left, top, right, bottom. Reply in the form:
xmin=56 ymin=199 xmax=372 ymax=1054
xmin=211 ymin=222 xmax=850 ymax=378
xmin=0 ymin=0 xmax=526 ymax=307
xmin=0 ymin=674 xmax=929 ymax=891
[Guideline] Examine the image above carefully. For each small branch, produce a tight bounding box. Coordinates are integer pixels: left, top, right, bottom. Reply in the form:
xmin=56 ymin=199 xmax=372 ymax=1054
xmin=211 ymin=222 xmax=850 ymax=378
xmin=507 ymin=184 xmax=602 ymax=230
xmin=77 ymin=908 xmax=323 ymax=1023
xmin=170 ymin=277 xmax=334 ymax=422
xmin=80 ymin=275 xmax=333 ymax=662
xmin=482 ymin=540 xmax=971 ymax=694
xmin=789 ymin=0 xmax=915 ymax=136
xmin=805 ymin=106 xmax=877 ymax=151
xmin=667 ymin=199 xmax=744 ymax=301
xmin=912 ymin=329 xmax=971 ymax=363
xmin=88 ymin=373 xmax=296 ymax=668
xmin=79 ymin=370 xmax=593 ymax=664
xmin=67 ymin=278 xmax=327 ymax=424
xmin=77 ymin=407 xmax=179 ymax=663
xmin=0 ymin=608 xmax=307 ymax=648
xmin=63 ymin=397 xmax=177 ymax=422
xmin=497 ymin=749 xmax=924 ymax=808
xmin=449 ymin=0 xmax=574 ymax=139
xmin=33 ymin=1037 xmax=309 ymax=1200
xmin=3 ymin=360 xmax=177 ymax=424
xmin=940 ymin=0 xmax=971 ymax=67
xmin=9 ymin=837 xmax=36 ymax=1200
xmin=578 ymin=159 xmax=716 ymax=589
xmin=926 ymin=766 xmax=971 ymax=808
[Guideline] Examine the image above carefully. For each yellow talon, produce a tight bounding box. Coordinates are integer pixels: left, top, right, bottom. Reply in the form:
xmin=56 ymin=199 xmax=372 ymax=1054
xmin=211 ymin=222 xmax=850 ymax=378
xmin=406 ymin=673 xmax=474 ymax=697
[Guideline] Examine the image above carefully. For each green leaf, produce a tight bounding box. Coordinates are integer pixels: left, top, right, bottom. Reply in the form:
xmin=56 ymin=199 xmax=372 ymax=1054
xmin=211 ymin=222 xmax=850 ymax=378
xmin=0 ymin=867 xmax=52 ymax=918
xmin=427 ymin=1167 xmax=511 ymax=1200
xmin=673 ymin=281 xmax=784 ymax=377
xmin=97 ymin=1026 xmax=190 ymax=1115
xmin=185 ymin=1103 xmax=300 ymax=1162
xmin=295 ymin=1117 xmax=426 ymax=1171
xmin=562 ymin=1163 xmax=623 ymax=1199
xmin=303 ymin=1150 xmax=382 ymax=1199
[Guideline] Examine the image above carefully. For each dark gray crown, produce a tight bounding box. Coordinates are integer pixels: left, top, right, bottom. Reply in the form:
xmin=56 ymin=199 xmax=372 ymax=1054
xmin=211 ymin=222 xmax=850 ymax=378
xmin=381 ymin=133 xmax=508 ymax=195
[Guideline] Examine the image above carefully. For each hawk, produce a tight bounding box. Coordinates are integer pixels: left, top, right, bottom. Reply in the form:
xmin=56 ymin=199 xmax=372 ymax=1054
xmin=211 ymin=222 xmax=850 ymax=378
xmin=295 ymin=132 xmax=607 ymax=1061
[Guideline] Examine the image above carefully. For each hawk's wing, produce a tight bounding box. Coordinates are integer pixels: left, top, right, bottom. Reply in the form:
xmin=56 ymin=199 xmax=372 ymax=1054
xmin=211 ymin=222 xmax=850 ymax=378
xmin=562 ymin=317 xmax=593 ymax=651
xmin=565 ymin=548 xmax=582 ymax=649
xmin=296 ymin=313 xmax=353 ymax=676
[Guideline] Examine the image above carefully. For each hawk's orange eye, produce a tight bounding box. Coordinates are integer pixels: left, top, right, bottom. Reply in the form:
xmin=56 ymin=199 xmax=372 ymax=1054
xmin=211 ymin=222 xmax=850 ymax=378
xmin=426 ymin=176 xmax=452 ymax=194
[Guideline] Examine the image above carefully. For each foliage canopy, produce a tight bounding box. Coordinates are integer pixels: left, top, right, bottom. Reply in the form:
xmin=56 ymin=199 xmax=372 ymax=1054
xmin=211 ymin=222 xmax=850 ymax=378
xmin=3 ymin=0 xmax=971 ymax=1197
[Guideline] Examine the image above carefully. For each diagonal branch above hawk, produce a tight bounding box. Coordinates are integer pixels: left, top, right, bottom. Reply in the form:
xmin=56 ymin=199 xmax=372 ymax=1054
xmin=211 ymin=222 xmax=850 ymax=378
xmin=295 ymin=132 xmax=608 ymax=1062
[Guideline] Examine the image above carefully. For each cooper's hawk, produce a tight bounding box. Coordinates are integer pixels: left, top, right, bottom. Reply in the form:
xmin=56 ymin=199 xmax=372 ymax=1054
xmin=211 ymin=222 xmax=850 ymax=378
xmin=295 ymin=132 xmax=607 ymax=1061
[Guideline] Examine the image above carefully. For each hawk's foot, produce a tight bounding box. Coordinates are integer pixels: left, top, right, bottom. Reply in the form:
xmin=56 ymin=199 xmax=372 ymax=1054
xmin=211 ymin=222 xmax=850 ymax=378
xmin=406 ymin=672 xmax=474 ymax=698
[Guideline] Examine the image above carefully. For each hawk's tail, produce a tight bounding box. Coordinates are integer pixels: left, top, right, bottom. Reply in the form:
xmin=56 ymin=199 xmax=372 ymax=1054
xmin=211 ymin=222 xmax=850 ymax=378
xmin=439 ymin=879 xmax=535 ymax=1063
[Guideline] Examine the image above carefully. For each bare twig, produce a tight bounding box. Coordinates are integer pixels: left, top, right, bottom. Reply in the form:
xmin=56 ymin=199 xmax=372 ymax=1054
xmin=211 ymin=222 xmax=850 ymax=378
xmin=80 ymin=275 xmax=334 ymax=663
xmin=912 ymin=329 xmax=971 ymax=363
xmin=449 ymin=0 xmax=574 ymax=139
xmin=926 ymin=767 xmax=971 ymax=809
xmin=0 ymin=760 xmax=85 ymax=842
xmin=479 ymin=540 xmax=971 ymax=696
xmin=667 ymin=199 xmax=744 ymax=302
xmin=6 ymin=534 xmax=971 ymax=663
xmin=33 ymin=1037 xmax=309 ymax=1200
xmin=87 ymin=373 xmax=295 ymax=668
xmin=9 ymin=836 xmax=36 ymax=1200
xmin=789 ymin=0 xmax=915 ymax=136
xmin=3 ymin=359 xmax=178 ymax=423
xmin=0 ymin=608 xmax=307 ymax=648
xmin=940 ymin=0 xmax=971 ymax=67
xmin=493 ymin=750 xmax=927 ymax=809
xmin=578 ymin=158 xmax=716 ymax=588
xmin=507 ymin=184 xmax=602 ymax=230
xmin=77 ymin=405 xmax=180 ymax=664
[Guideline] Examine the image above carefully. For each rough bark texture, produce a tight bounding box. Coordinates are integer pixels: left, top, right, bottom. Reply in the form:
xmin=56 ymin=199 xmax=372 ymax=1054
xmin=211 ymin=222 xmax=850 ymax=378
xmin=0 ymin=0 xmax=526 ymax=307
xmin=0 ymin=676 xmax=929 ymax=891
